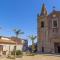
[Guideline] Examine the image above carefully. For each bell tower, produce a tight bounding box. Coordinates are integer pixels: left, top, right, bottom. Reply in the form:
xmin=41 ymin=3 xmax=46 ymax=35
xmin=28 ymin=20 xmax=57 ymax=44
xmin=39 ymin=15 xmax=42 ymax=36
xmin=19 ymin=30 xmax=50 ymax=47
xmin=40 ymin=3 xmax=47 ymax=16
xmin=37 ymin=3 xmax=49 ymax=53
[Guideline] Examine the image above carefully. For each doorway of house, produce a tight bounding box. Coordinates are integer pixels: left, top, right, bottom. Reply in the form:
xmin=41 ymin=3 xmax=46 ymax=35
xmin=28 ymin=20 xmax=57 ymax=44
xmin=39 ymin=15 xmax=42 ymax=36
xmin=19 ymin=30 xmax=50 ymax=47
xmin=57 ymin=46 xmax=60 ymax=53
xmin=0 ymin=45 xmax=3 ymax=55
xmin=54 ymin=43 xmax=60 ymax=53
xmin=42 ymin=47 xmax=44 ymax=53
xmin=0 ymin=45 xmax=3 ymax=51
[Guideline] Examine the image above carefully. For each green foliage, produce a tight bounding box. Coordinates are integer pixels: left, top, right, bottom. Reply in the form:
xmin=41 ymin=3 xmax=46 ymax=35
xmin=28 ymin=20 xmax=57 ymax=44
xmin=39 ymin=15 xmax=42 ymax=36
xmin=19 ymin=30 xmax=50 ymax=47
xmin=11 ymin=50 xmax=23 ymax=56
xmin=16 ymin=50 xmax=22 ymax=55
xmin=28 ymin=35 xmax=36 ymax=41
xmin=28 ymin=35 xmax=37 ymax=53
xmin=13 ymin=29 xmax=24 ymax=37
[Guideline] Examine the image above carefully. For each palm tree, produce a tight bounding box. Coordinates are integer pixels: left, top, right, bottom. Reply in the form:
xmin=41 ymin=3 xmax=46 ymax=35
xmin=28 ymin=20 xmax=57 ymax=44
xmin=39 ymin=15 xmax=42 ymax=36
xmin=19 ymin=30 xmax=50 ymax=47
xmin=13 ymin=28 xmax=24 ymax=59
xmin=28 ymin=35 xmax=36 ymax=53
xmin=13 ymin=29 xmax=24 ymax=37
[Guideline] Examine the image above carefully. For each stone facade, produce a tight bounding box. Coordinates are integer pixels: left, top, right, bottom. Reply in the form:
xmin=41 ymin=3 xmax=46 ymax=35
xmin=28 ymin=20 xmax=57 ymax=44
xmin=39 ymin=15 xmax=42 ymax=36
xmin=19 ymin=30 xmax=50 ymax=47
xmin=37 ymin=4 xmax=60 ymax=53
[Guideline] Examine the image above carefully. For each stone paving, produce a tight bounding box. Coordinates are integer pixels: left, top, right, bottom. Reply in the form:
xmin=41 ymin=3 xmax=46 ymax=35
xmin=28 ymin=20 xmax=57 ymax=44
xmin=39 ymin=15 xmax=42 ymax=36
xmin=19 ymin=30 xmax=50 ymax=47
xmin=1 ymin=54 xmax=60 ymax=60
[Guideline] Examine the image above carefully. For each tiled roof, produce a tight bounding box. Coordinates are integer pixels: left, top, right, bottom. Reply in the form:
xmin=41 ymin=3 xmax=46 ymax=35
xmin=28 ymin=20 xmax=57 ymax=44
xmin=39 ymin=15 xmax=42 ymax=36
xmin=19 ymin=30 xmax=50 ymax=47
xmin=11 ymin=37 xmax=23 ymax=45
xmin=0 ymin=39 xmax=16 ymax=44
xmin=0 ymin=36 xmax=24 ymax=45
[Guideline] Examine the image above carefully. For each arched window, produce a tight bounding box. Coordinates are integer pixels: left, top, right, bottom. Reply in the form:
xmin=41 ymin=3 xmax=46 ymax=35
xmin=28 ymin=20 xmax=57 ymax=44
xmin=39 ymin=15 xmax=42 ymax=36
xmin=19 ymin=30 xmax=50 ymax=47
xmin=41 ymin=21 xmax=44 ymax=28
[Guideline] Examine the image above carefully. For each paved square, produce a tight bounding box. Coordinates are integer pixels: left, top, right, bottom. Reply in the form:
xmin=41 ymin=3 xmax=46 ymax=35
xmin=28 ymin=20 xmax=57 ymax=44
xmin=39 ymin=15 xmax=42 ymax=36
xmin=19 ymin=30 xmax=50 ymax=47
xmin=0 ymin=54 xmax=60 ymax=60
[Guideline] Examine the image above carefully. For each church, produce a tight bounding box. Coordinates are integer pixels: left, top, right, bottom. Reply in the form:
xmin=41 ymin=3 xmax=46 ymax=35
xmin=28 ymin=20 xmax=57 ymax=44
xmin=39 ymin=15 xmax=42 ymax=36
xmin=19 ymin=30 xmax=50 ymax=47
xmin=37 ymin=3 xmax=60 ymax=53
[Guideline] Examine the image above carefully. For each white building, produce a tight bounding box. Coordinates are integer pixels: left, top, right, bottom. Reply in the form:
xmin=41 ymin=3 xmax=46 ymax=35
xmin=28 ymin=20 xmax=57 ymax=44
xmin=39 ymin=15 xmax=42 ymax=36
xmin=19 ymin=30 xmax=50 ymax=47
xmin=0 ymin=36 xmax=24 ymax=55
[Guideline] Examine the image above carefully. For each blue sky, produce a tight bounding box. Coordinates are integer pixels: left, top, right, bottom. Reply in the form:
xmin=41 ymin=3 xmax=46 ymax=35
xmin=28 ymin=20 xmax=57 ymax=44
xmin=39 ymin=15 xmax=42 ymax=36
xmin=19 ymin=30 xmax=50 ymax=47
xmin=0 ymin=0 xmax=60 ymax=45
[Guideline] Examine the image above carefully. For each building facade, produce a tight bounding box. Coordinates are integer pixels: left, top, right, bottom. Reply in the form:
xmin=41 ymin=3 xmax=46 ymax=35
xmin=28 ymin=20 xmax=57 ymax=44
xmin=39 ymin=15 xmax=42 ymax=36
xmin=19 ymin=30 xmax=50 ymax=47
xmin=0 ymin=36 xmax=25 ymax=56
xmin=37 ymin=4 xmax=60 ymax=53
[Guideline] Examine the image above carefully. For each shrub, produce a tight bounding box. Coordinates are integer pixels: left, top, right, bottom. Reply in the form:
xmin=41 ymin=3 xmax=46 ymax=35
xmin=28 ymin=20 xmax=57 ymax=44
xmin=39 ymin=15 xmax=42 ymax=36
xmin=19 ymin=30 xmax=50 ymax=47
xmin=11 ymin=50 xmax=23 ymax=56
xmin=16 ymin=50 xmax=22 ymax=55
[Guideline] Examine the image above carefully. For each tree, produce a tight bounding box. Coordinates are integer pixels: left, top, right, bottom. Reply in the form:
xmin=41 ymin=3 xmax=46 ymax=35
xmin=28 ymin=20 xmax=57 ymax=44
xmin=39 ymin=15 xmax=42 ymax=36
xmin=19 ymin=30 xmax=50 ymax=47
xmin=13 ymin=29 xmax=24 ymax=59
xmin=13 ymin=29 xmax=24 ymax=37
xmin=28 ymin=35 xmax=36 ymax=53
